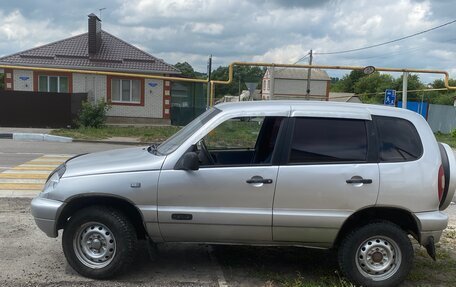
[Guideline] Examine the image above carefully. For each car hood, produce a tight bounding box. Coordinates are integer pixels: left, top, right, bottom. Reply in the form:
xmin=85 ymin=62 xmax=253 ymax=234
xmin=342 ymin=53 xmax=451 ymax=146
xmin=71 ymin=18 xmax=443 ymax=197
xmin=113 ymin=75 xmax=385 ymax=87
xmin=63 ymin=146 xmax=165 ymax=178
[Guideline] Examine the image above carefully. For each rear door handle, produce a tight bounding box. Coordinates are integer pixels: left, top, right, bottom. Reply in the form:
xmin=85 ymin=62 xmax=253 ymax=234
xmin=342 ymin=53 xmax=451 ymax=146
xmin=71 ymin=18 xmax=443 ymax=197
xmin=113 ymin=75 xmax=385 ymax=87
xmin=246 ymin=176 xmax=273 ymax=184
xmin=346 ymin=178 xmax=372 ymax=184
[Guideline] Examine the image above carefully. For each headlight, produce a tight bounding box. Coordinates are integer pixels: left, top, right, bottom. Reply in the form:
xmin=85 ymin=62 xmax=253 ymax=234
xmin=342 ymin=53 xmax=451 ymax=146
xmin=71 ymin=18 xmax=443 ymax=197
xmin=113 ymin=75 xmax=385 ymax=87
xmin=42 ymin=164 xmax=66 ymax=194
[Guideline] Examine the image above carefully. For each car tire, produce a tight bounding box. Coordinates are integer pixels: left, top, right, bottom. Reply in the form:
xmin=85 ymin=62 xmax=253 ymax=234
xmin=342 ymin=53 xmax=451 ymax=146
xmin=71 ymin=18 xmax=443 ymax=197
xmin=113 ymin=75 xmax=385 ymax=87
xmin=62 ymin=206 xmax=137 ymax=279
xmin=338 ymin=221 xmax=413 ymax=287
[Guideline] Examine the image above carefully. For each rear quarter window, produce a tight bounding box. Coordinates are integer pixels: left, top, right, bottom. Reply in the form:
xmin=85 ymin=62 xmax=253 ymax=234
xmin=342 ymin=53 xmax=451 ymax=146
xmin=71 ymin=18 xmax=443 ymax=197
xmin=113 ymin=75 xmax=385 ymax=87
xmin=374 ymin=115 xmax=423 ymax=162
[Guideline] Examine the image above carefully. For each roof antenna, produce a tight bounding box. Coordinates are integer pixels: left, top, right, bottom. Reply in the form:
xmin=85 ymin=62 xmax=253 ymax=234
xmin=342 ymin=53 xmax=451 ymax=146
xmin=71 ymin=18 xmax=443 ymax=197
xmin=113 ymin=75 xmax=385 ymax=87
xmin=98 ymin=7 xmax=106 ymax=19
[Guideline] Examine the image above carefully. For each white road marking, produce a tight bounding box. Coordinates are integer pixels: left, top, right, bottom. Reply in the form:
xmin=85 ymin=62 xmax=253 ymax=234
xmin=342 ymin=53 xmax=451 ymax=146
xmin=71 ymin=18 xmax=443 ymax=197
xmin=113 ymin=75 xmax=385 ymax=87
xmin=0 ymin=154 xmax=73 ymax=197
xmin=0 ymin=179 xmax=46 ymax=184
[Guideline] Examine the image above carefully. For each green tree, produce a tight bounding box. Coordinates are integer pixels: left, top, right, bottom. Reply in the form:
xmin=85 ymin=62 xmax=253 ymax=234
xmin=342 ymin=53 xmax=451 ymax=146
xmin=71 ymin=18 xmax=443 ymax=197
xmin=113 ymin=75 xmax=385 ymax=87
xmin=392 ymin=74 xmax=425 ymax=101
xmin=354 ymin=72 xmax=395 ymax=104
xmin=426 ymin=78 xmax=456 ymax=105
xmin=211 ymin=65 xmax=265 ymax=97
xmin=331 ymin=70 xmax=367 ymax=93
xmin=174 ymin=62 xmax=197 ymax=78
xmin=430 ymin=78 xmax=456 ymax=89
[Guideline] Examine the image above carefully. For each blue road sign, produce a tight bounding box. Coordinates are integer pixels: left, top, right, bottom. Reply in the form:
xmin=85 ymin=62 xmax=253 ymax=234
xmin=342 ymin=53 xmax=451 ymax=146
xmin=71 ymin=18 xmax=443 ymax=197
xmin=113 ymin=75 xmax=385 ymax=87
xmin=384 ymin=89 xmax=396 ymax=106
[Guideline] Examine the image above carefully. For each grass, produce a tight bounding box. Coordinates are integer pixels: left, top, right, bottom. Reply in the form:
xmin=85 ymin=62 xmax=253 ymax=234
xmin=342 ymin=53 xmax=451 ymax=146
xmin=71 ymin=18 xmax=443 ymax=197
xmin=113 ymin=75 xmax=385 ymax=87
xmin=205 ymin=119 xmax=261 ymax=148
xmin=435 ymin=132 xmax=456 ymax=148
xmin=51 ymin=126 xmax=182 ymax=143
xmin=51 ymin=118 xmax=262 ymax=146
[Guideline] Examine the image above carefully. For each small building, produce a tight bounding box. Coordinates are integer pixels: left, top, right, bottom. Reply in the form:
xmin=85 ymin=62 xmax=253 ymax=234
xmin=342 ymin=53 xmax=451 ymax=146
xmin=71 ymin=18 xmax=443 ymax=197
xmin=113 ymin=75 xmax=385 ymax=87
xmin=262 ymin=67 xmax=330 ymax=100
xmin=0 ymin=14 xmax=180 ymax=124
xmin=328 ymin=92 xmax=362 ymax=103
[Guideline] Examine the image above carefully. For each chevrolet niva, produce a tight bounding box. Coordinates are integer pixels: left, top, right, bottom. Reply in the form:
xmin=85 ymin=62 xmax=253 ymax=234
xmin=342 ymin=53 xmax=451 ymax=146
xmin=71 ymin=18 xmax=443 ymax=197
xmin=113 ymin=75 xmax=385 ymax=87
xmin=31 ymin=101 xmax=455 ymax=286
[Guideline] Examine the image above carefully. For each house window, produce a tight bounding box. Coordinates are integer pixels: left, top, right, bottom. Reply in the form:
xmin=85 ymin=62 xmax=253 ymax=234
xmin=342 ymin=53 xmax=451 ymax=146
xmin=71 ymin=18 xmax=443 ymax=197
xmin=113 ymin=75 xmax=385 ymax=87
xmin=38 ymin=75 xmax=69 ymax=93
xmin=111 ymin=79 xmax=141 ymax=103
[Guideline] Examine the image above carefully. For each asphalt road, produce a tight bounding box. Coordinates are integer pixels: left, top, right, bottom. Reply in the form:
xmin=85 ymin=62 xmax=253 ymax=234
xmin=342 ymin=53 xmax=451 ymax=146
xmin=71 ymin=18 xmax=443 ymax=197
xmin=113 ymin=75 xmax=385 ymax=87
xmin=0 ymin=139 xmax=135 ymax=173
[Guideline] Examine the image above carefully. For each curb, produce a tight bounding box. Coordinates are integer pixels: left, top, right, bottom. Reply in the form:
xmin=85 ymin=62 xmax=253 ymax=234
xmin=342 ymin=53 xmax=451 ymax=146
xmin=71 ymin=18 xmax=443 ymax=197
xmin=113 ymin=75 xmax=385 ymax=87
xmin=73 ymin=139 xmax=146 ymax=145
xmin=0 ymin=133 xmax=72 ymax=143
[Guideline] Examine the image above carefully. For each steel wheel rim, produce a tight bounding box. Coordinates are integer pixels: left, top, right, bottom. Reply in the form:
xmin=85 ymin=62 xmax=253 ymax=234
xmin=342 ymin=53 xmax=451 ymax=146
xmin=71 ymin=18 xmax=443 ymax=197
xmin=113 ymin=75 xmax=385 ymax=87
xmin=355 ymin=236 xmax=402 ymax=281
xmin=73 ymin=222 xmax=116 ymax=269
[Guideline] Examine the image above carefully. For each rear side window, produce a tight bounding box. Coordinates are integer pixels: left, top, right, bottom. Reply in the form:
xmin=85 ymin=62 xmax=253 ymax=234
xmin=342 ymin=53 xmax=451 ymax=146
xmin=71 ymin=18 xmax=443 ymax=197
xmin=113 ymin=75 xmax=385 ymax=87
xmin=289 ymin=117 xmax=368 ymax=164
xmin=375 ymin=116 xmax=423 ymax=162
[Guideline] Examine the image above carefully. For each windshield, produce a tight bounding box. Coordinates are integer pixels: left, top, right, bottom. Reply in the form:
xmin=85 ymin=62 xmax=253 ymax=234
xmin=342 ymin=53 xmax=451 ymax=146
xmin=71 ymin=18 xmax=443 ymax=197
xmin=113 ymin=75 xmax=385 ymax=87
xmin=156 ymin=107 xmax=221 ymax=155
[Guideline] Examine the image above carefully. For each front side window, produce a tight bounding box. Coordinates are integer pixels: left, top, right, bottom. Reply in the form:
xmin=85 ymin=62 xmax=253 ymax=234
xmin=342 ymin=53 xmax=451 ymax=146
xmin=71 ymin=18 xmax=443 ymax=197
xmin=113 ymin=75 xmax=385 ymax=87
xmin=156 ymin=107 xmax=220 ymax=155
xmin=38 ymin=75 xmax=69 ymax=93
xmin=198 ymin=116 xmax=284 ymax=166
xmin=289 ymin=117 xmax=368 ymax=164
xmin=204 ymin=117 xmax=264 ymax=150
xmin=375 ymin=116 xmax=422 ymax=162
xmin=111 ymin=78 xmax=141 ymax=103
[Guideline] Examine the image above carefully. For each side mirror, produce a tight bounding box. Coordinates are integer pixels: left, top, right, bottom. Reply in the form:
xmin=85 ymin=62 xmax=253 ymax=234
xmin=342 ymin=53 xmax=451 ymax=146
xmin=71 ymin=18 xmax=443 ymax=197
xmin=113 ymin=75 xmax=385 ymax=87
xmin=177 ymin=152 xmax=199 ymax=171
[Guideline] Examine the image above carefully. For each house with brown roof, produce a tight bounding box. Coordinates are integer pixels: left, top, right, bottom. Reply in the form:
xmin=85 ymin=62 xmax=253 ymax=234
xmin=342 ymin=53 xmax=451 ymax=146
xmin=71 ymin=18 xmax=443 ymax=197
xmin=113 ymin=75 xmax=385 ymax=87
xmin=0 ymin=14 xmax=180 ymax=124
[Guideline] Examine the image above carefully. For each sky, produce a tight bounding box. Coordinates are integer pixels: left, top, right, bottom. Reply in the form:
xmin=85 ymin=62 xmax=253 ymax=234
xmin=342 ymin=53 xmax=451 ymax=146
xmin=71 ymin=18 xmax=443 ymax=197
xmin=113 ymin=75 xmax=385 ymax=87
xmin=0 ymin=0 xmax=455 ymax=83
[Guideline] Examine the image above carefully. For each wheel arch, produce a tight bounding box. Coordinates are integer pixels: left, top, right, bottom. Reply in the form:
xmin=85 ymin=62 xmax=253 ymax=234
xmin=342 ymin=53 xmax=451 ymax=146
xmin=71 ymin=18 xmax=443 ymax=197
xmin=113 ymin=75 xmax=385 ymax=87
xmin=56 ymin=194 xmax=147 ymax=239
xmin=333 ymin=206 xmax=420 ymax=248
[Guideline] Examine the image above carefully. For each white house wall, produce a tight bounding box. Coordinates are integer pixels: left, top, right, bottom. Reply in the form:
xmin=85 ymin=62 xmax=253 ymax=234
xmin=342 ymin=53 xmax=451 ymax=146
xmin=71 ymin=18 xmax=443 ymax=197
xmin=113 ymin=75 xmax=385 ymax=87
xmin=13 ymin=69 xmax=33 ymax=91
xmin=274 ymin=79 xmax=328 ymax=97
xmin=107 ymin=78 xmax=164 ymax=119
xmin=73 ymin=73 xmax=107 ymax=102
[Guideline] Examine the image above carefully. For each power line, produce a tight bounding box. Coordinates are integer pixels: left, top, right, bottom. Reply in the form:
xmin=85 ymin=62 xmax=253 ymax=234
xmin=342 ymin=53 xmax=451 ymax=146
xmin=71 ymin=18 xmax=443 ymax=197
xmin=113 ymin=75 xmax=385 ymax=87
xmin=293 ymin=52 xmax=310 ymax=64
xmin=314 ymin=18 xmax=456 ymax=55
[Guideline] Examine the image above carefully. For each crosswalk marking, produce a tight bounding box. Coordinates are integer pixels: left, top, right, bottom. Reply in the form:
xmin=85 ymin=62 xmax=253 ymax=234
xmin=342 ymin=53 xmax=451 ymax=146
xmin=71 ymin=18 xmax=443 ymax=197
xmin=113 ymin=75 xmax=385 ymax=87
xmin=25 ymin=161 xmax=67 ymax=165
xmin=0 ymin=173 xmax=49 ymax=179
xmin=11 ymin=166 xmax=57 ymax=171
xmin=0 ymin=183 xmax=44 ymax=190
xmin=0 ymin=154 xmax=73 ymax=197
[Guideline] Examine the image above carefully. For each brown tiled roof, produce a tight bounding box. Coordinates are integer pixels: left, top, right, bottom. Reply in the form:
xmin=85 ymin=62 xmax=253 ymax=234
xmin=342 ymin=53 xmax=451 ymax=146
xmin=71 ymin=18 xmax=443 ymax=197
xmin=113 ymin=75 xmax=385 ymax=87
xmin=0 ymin=31 xmax=180 ymax=74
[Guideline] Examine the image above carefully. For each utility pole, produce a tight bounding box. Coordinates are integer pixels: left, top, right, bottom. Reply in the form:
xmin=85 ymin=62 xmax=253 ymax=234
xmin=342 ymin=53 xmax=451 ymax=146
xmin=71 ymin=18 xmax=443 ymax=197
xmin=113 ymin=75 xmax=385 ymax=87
xmin=306 ymin=49 xmax=313 ymax=100
xmin=402 ymin=72 xmax=408 ymax=109
xmin=206 ymin=55 xmax=212 ymax=107
xmin=270 ymin=65 xmax=275 ymax=99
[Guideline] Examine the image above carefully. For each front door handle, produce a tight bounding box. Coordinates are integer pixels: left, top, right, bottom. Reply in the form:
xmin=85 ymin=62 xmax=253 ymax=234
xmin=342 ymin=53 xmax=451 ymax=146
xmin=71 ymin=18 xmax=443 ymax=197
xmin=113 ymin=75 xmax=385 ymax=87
xmin=246 ymin=176 xmax=273 ymax=184
xmin=346 ymin=178 xmax=372 ymax=184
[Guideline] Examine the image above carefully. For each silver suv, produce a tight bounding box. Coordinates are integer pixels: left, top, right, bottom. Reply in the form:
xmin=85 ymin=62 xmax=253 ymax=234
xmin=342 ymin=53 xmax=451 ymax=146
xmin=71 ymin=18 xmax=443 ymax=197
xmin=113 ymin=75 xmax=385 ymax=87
xmin=31 ymin=101 xmax=455 ymax=286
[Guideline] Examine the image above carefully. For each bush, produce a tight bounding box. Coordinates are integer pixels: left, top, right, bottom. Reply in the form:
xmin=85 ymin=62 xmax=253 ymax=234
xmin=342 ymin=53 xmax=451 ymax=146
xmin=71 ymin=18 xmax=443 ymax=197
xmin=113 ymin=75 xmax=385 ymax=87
xmin=451 ymin=129 xmax=456 ymax=138
xmin=77 ymin=100 xmax=110 ymax=128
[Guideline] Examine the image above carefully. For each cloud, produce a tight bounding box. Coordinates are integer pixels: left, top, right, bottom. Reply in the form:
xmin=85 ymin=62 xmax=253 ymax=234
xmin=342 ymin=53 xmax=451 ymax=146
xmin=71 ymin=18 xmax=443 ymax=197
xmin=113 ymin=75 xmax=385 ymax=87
xmin=0 ymin=0 xmax=454 ymax=82
xmin=0 ymin=10 xmax=70 ymax=53
xmin=188 ymin=23 xmax=224 ymax=35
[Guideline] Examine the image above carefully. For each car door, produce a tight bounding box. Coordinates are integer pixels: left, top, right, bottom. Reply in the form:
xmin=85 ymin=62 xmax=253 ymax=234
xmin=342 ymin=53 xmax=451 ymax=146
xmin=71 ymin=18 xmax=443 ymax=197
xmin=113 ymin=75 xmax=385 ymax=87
xmin=158 ymin=116 xmax=285 ymax=243
xmin=273 ymin=117 xmax=379 ymax=246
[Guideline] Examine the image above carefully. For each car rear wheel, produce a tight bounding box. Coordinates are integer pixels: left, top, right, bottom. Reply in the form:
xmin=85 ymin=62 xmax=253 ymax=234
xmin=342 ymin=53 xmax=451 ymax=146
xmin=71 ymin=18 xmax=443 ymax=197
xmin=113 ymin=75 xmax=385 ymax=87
xmin=62 ymin=206 xmax=137 ymax=279
xmin=338 ymin=222 xmax=413 ymax=287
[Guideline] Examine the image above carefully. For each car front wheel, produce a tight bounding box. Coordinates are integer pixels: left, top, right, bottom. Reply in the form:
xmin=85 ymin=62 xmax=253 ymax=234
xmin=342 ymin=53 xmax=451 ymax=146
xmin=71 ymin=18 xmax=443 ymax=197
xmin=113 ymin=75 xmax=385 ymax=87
xmin=62 ymin=206 xmax=137 ymax=279
xmin=338 ymin=221 xmax=413 ymax=287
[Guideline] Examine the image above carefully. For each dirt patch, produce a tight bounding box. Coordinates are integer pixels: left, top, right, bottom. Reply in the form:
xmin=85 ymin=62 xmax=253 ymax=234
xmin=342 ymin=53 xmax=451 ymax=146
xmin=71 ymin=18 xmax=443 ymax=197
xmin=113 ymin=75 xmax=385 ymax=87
xmin=1 ymin=198 xmax=456 ymax=286
xmin=0 ymin=198 xmax=218 ymax=287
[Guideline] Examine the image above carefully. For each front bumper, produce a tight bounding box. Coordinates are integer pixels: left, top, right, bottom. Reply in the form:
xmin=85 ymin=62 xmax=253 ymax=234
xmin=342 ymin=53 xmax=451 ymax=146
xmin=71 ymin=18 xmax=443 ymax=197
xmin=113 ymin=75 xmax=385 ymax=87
xmin=31 ymin=197 xmax=65 ymax=238
xmin=414 ymin=210 xmax=448 ymax=245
